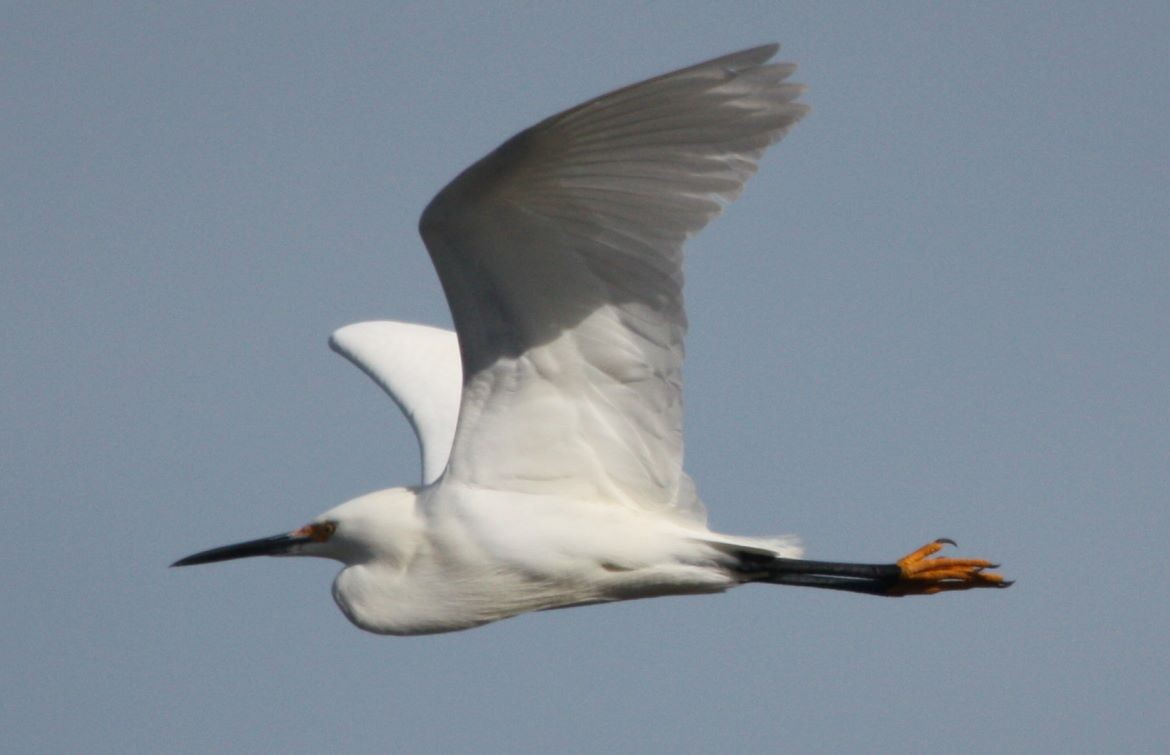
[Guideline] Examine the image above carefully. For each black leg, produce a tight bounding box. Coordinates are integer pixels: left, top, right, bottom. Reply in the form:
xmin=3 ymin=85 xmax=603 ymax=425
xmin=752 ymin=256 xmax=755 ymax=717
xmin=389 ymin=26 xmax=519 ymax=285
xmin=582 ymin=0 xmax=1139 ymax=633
xmin=750 ymin=556 xmax=903 ymax=595
xmin=726 ymin=540 xmax=1012 ymax=597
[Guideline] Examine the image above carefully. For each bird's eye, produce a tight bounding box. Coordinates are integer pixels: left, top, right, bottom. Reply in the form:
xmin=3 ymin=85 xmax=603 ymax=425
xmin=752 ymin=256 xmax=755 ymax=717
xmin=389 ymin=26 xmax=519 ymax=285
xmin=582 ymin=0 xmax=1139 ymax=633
xmin=294 ymin=521 xmax=337 ymax=542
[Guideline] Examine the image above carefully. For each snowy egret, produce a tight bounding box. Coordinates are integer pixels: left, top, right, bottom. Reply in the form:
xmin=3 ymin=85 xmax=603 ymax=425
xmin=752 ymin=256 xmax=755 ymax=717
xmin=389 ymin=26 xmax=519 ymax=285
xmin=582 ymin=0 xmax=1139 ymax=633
xmin=174 ymin=45 xmax=1010 ymax=635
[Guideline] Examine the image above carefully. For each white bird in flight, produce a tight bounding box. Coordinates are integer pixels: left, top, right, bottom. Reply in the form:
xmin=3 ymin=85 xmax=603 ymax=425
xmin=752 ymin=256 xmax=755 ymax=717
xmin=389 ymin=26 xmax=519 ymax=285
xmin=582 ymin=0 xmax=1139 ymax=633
xmin=174 ymin=45 xmax=1010 ymax=635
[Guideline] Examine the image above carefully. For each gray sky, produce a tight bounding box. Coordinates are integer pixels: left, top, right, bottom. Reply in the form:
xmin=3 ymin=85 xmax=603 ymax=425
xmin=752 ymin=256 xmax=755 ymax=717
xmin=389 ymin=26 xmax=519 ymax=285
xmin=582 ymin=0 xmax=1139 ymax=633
xmin=5 ymin=2 xmax=1168 ymax=752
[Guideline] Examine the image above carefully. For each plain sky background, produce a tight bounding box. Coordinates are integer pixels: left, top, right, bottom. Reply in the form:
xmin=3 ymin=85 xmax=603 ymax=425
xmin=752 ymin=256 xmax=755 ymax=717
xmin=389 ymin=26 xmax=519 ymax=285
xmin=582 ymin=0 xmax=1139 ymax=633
xmin=4 ymin=2 xmax=1168 ymax=753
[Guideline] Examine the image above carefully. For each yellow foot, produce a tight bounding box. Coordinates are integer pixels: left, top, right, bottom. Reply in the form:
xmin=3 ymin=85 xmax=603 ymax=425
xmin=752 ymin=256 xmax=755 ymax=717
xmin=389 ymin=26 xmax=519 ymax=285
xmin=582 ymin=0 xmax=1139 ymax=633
xmin=888 ymin=538 xmax=1012 ymax=596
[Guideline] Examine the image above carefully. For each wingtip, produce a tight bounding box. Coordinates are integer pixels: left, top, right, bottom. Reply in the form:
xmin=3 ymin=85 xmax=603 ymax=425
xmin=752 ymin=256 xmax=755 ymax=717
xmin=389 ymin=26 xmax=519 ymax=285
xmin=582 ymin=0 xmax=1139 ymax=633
xmin=708 ymin=43 xmax=782 ymax=70
xmin=744 ymin=41 xmax=781 ymax=58
xmin=328 ymin=321 xmax=366 ymax=353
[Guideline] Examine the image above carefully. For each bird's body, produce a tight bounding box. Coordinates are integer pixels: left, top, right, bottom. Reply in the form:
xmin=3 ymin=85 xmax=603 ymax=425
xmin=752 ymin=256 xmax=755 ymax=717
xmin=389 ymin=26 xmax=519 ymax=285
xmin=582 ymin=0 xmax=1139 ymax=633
xmin=175 ymin=45 xmax=1009 ymax=636
xmin=318 ymin=485 xmax=796 ymax=635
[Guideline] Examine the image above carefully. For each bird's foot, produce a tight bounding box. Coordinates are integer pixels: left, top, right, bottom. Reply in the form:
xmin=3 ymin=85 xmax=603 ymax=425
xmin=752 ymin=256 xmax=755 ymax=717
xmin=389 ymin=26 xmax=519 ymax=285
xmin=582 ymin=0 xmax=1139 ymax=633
xmin=886 ymin=538 xmax=1011 ymax=596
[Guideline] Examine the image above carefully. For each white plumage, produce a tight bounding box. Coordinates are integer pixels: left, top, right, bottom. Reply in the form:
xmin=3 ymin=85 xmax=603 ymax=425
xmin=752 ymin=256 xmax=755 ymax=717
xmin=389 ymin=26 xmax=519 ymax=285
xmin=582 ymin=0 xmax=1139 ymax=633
xmin=175 ymin=45 xmax=1009 ymax=635
xmin=330 ymin=321 xmax=461 ymax=485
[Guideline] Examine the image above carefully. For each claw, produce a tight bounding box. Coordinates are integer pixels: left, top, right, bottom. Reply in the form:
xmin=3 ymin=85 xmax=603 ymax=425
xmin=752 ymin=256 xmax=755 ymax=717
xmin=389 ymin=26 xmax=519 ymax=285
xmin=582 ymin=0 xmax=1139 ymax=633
xmin=888 ymin=540 xmax=1011 ymax=597
xmin=935 ymin=537 xmax=958 ymax=546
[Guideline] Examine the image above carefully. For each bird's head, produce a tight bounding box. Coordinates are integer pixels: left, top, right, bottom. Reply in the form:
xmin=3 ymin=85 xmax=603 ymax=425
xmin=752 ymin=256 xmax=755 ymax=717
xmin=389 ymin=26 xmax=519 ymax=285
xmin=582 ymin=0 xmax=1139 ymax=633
xmin=171 ymin=487 xmax=423 ymax=569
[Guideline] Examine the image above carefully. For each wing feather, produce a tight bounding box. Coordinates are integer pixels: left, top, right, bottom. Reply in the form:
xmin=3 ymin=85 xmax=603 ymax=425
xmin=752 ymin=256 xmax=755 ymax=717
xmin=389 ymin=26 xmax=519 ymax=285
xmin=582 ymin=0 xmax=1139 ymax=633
xmin=419 ymin=45 xmax=806 ymax=519
xmin=330 ymin=322 xmax=462 ymax=485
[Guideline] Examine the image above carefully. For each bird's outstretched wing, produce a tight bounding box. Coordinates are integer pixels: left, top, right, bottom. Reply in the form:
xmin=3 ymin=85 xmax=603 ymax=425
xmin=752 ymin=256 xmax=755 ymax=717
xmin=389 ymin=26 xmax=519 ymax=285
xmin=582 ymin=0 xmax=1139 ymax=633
xmin=419 ymin=45 xmax=807 ymax=518
xmin=330 ymin=321 xmax=462 ymax=485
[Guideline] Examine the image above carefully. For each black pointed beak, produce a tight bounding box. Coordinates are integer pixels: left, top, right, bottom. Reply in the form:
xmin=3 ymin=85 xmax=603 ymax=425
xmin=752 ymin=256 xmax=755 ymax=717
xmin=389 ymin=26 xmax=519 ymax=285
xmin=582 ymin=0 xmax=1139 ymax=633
xmin=171 ymin=532 xmax=313 ymax=567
